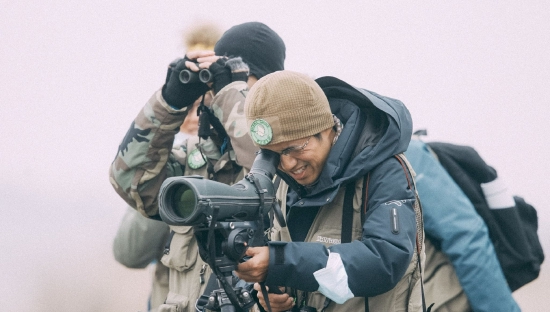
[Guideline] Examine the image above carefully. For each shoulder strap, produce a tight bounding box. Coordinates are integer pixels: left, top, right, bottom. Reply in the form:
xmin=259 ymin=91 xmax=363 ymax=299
xmin=339 ymin=174 xmax=370 ymax=311
xmin=394 ymin=153 xmax=424 ymax=251
xmin=341 ymin=182 xmax=356 ymax=244
xmin=394 ymin=153 xmax=432 ymax=312
xmin=342 ymin=174 xmax=371 ymax=243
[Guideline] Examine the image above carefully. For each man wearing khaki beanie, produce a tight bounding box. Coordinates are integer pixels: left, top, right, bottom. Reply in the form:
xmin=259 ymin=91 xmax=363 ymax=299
xmin=237 ymin=71 xmax=426 ymax=312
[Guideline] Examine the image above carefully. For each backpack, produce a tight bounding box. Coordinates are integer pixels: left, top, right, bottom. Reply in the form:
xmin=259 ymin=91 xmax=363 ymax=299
xmin=425 ymin=140 xmax=544 ymax=291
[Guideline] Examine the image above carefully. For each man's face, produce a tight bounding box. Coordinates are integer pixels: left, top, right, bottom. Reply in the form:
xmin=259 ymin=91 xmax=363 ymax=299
xmin=264 ymin=127 xmax=334 ymax=186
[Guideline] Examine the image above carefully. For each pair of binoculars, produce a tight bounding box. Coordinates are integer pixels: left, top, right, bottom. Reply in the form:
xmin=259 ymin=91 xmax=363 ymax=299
xmin=179 ymin=69 xmax=213 ymax=84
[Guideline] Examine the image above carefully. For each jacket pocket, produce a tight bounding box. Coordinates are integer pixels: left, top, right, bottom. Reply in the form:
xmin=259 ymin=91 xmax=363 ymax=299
xmin=161 ymin=226 xmax=199 ymax=272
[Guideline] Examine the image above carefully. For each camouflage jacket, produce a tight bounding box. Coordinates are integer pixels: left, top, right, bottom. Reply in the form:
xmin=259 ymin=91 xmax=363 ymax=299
xmin=109 ymin=81 xmax=257 ymax=217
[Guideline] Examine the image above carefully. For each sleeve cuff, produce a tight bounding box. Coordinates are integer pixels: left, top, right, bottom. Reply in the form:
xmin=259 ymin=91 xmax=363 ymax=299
xmin=313 ymin=252 xmax=354 ymax=304
xmin=265 ymin=241 xmax=326 ymax=292
xmin=265 ymin=241 xmax=288 ymax=287
xmin=156 ymin=89 xmax=190 ymax=114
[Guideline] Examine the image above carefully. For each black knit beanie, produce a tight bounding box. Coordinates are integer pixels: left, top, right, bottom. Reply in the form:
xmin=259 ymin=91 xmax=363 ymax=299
xmin=214 ymin=22 xmax=286 ymax=80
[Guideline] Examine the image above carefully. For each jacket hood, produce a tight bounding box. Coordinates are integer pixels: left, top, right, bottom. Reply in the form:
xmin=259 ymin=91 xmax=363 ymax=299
xmin=279 ymin=76 xmax=413 ymax=207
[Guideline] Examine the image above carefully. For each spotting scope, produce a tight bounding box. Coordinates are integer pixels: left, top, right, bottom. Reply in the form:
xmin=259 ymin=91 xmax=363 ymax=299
xmin=158 ymin=149 xmax=280 ymax=226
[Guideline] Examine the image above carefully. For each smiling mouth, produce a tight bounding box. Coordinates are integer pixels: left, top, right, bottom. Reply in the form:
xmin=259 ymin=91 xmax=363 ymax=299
xmin=291 ymin=165 xmax=306 ymax=177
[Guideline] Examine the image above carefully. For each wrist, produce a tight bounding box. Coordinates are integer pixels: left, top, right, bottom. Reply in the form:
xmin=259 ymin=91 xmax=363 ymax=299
xmin=226 ymin=57 xmax=249 ymax=82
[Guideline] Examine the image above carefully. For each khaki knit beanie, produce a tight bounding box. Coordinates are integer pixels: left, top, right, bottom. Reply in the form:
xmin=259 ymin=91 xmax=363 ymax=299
xmin=245 ymin=70 xmax=334 ymax=146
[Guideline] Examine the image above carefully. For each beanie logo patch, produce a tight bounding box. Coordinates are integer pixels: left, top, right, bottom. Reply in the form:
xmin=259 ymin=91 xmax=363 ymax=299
xmin=187 ymin=148 xmax=206 ymax=169
xmin=250 ymin=119 xmax=273 ymax=145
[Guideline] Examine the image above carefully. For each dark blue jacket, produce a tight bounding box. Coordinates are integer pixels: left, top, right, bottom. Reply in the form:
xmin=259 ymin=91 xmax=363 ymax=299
xmin=266 ymin=77 xmax=418 ymax=297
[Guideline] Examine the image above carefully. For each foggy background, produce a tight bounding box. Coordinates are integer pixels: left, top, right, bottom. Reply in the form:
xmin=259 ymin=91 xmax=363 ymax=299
xmin=1 ymin=1 xmax=548 ymax=311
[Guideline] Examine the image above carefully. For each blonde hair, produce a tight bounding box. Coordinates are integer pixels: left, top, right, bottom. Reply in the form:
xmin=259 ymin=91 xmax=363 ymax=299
xmin=183 ymin=22 xmax=223 ymax=51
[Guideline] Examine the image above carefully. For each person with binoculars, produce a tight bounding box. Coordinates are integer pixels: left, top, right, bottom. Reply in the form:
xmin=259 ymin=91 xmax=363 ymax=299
xmin=112 ymin=22 xmax=223 ymax=312
xmin=109 ymin=21 xmax=286 ymax=311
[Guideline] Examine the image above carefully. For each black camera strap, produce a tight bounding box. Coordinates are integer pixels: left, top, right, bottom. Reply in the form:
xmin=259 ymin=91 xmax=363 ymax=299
xmin=341 ymin=181 xmax=356 ymax=244
xmin=259 ymin=282 xmax=275 ymax=312
xmin=269 ymin=176 xmax=279 ymax=230
xmin=197 ymin=94 xmax=211 ymax=140
xmin=197 ymin=93 xmax=229 ymax=145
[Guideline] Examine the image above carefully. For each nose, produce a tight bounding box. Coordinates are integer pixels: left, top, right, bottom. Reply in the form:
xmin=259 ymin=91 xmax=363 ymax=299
xmin=279 ymin=154 xmax=298 ymax=171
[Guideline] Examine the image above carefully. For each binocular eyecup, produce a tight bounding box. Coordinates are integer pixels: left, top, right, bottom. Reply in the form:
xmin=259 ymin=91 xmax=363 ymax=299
xmin=179 ymin=69 xmax=213 ymax=84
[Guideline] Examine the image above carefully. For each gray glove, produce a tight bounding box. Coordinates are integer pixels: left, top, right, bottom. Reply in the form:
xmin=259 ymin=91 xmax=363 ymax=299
xmin=209 ymin=57 xmax=249 ymax=94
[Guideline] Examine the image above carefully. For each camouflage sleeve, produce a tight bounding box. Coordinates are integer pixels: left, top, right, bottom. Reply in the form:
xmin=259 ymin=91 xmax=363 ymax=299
xmin=210 ymin=81 xmax=258 ymax=170
xmin=109 ymin=89 xmax=189 ymax=217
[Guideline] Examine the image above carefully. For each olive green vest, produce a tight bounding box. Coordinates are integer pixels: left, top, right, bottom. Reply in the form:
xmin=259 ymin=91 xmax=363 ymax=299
xmin=271 ymin=155 xmax=425 ymax=312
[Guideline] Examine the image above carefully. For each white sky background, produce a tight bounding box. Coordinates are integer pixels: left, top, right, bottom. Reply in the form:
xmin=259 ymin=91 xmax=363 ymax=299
xmin=1 ymin=1 xmax=549 ymax=311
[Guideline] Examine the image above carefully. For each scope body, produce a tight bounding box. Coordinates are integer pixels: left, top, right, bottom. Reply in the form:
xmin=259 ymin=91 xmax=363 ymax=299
xmin=159 ymin=176 xmax=275 ymax=226
xmin=159 ymin=149 xmax=280 ymax=226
